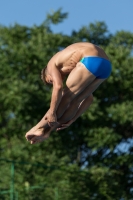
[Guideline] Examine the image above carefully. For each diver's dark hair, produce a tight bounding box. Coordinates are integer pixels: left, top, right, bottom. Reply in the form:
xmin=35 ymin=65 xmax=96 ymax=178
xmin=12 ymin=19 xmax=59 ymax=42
xmin=41 ymin=67 xmax=48 ymax=85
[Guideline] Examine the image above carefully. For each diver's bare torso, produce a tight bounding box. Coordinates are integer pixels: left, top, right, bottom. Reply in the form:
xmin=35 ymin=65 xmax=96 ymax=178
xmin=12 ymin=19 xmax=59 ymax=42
xmin=47 ymin=42 xmax=109 ymax=96
xmin=50 ymin=42 xmax=109 ymax=75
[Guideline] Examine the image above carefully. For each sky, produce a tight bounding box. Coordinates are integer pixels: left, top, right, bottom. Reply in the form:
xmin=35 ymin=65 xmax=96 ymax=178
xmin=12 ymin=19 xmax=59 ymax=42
xmin=0 ymin=0 xmax=133 ymax=35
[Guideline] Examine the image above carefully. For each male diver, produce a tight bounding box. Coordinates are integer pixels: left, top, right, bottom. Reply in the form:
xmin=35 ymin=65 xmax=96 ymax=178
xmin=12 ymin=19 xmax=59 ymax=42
xmin=25 ymin=42 xmax=112 ymax=144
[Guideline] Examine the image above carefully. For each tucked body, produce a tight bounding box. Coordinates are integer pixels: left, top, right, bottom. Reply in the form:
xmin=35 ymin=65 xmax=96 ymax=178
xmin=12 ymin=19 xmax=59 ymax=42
xmin=25 ymin=42 xmax=112 ymax=144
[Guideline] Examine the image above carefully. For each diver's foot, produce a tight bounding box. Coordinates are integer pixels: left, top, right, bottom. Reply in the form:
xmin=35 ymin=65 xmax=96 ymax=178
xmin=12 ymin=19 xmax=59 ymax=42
xmin=25 ymin=126 xmax=51 ymax=144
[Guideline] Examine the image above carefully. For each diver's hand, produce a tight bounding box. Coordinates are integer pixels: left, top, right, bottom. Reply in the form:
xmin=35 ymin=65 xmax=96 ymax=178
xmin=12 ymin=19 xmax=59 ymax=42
xmin=56 ymin=119 xmax=74 ymax=131
xmin=45 ymin=111 xmax=59 ymax=127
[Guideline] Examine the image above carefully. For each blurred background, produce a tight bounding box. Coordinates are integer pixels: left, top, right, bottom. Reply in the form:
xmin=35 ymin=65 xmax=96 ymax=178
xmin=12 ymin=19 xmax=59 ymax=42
xmin=0 ymin=1 xmax=133 ymax=199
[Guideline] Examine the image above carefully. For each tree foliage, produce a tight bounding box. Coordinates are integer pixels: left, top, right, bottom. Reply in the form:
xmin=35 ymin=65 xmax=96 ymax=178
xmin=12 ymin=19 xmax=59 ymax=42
xmin=0 ymin=9 xmax=133 ymax=200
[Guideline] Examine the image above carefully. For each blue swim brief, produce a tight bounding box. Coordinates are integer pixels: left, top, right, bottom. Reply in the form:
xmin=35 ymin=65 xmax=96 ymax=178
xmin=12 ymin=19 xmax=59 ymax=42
xmin=80 ymin=56 xmax=112 ymax=79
